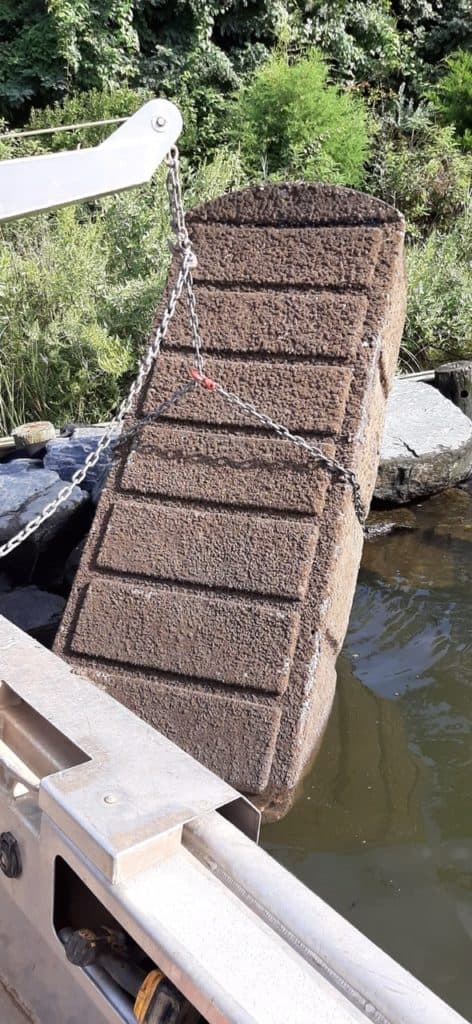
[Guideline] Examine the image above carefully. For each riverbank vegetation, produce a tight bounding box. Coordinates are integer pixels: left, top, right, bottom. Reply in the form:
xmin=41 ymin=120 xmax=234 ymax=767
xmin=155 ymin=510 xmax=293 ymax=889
xmin=0 ymin=1 xmax=471 ymax=432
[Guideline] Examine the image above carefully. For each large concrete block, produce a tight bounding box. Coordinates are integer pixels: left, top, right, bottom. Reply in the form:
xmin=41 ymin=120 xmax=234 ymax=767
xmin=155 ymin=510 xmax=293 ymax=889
xmin=55 ymin=183 xmax=405 ymax=805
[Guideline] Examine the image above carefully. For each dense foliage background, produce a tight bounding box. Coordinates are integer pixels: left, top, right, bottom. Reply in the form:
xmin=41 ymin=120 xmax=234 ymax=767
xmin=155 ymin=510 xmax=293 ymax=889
xmin=0 ymin=1 xmax=471 ymax=431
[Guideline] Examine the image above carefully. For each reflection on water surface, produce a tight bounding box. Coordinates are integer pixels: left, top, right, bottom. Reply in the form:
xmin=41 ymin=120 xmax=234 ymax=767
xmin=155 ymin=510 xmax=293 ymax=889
xmin=263 ymin=487 xmax=472 ymax=1019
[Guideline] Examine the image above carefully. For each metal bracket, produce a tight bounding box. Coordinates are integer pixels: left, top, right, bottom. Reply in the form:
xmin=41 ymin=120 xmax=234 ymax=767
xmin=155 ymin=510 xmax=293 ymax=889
xmin=0 ymin=99 xmax=182 ymax=222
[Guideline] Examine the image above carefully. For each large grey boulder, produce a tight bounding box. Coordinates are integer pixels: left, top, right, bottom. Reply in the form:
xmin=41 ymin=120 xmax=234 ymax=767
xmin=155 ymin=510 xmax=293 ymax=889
xmin=0 ymin=459 xmax=87 ymax=547
xmin=375 ymin=381 xmax=472 ymax=503
xmin=44 ymin=426 xmax=117 ymax=503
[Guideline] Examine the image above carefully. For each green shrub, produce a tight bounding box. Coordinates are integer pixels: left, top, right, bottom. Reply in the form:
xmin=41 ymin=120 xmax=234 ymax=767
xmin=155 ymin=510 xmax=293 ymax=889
xmin=403 ymin=205 xmax=472 ymax=367
xmin=368 ymin=110 xmax=471 ymax=235
xmin=183 ymin=146 xmax=247 ymax=207
xmin=433 ymin=49 xmax=472 ymax=151
xmin=24 ymin=86 xmax=153 ymax=150
xmin=232 ymin=49 xmax=372 ymax=185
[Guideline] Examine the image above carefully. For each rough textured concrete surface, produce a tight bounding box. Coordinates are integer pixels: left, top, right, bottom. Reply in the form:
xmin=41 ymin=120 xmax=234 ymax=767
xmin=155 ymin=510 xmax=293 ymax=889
xmin=375 ymin=380 xmax=472 ymax=503
xmin=55 ymin=183 xmax=406 ymax=804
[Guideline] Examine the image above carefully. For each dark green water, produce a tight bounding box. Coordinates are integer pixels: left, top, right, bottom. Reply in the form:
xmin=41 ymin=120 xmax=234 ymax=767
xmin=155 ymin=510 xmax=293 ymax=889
xmin=263 ymin=487 xmax=472 ymax=1020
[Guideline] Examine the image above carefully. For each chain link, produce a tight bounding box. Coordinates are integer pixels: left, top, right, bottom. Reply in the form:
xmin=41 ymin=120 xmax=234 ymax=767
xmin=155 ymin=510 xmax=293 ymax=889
xmin=0 ymin=146 xmax=366 ymax=561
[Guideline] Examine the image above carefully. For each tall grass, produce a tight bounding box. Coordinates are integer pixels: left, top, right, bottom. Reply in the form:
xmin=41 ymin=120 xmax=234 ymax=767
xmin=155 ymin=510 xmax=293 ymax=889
xmin=403 ymin=201 xmax=472 ymax=367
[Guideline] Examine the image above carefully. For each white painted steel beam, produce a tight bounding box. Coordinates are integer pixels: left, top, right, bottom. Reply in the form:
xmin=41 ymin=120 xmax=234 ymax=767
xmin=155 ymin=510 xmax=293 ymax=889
xmin=0 ymin=99 xmax=182 ymax=222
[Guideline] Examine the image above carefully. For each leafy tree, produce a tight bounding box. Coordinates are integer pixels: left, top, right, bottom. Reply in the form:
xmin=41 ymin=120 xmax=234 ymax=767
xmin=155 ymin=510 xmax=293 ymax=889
xmin=0 ymin=0 xmax=139 ymax=121
xmin=297 ymin=2 xmax=405 ymax=87
xmin=294 ymin=1 xmax=472 ymax=95
xmin=412 ymin=0 xmax=472 ymax=69
xmin=0 ymin=1 xmax=65 ymax=118
xmin=49 ymin=0 xmax=139 ymax=93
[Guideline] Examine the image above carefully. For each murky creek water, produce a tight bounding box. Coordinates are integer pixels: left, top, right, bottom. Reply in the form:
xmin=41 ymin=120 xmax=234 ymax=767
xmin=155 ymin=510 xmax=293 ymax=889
xmin=263 ymin=486 xmax=472 ymax=1019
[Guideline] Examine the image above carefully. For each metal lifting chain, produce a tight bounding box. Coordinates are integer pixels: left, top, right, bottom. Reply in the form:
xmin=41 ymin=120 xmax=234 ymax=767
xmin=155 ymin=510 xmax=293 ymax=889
xmin=0 ymin=145 xmax=366 ymax=562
